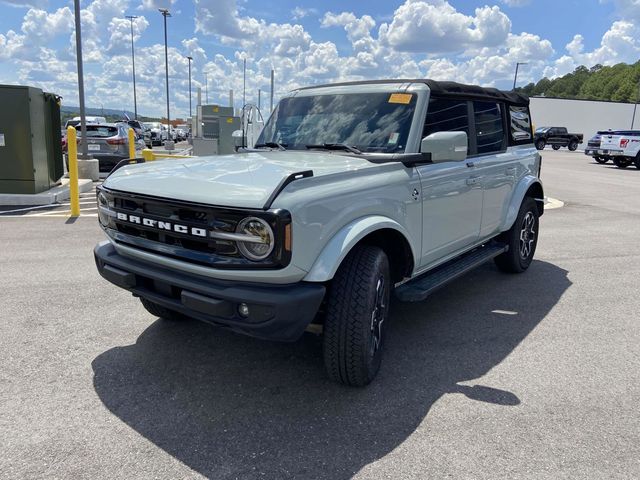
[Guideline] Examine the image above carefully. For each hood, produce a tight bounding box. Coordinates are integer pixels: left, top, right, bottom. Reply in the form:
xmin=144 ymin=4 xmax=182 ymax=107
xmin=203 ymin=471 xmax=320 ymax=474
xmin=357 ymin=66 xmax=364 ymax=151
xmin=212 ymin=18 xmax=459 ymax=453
xmin=103 ymin=150 xmax=377 ymax=209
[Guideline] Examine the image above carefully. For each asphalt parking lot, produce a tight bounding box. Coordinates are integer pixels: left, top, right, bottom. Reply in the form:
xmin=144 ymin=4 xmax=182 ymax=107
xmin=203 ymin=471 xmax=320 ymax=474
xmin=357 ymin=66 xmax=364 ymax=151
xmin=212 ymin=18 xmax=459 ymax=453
xmin=1 ymin=150 xmax=639 ymax=479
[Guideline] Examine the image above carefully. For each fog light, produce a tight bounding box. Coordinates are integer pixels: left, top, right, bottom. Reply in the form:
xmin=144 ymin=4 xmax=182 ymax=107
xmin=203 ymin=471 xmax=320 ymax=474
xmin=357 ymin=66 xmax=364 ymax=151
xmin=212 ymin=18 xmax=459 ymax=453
xmin=238 ymin=303 xmax=250 ymax=317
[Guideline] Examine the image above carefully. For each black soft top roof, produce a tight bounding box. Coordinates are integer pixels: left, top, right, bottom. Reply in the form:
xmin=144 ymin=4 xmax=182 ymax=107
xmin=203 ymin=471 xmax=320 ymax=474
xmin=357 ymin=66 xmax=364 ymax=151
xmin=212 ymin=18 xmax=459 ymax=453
xmin=296 ymin=79 xmax=529 ymax=106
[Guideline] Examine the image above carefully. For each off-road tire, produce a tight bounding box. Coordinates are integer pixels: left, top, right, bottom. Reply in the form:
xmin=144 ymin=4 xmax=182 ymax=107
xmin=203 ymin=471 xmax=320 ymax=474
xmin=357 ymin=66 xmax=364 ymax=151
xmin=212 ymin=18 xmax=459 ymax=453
xmin=140 ymin=297 xmax=183 ymax=320
xmin=613 ymin=157 xmax=630 ymax=169
xmin=552 ymin=145 xmax=560 ymax=150
xmin=568 ymin=140 xmax=578 ymax=151
xmin=323 ymin=246 xmax=391 ymax=387
xmin=494 ymin=197 xmax=539 ymax=274
xmin=535 ymin=139 xmax=545 ymax=150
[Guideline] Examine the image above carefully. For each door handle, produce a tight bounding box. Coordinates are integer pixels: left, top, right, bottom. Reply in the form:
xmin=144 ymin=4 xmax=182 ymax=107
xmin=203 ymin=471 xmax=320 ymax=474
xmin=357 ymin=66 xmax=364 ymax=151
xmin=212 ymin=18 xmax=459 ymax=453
xmin=466 ymin=176 xmax=480 ymax=186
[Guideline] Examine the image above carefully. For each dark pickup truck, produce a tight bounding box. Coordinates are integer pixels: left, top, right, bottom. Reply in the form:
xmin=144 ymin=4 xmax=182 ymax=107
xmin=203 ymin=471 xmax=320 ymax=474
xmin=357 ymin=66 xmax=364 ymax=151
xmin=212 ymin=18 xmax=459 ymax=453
xmin=534 ymin=127 xmax=583 ymax=151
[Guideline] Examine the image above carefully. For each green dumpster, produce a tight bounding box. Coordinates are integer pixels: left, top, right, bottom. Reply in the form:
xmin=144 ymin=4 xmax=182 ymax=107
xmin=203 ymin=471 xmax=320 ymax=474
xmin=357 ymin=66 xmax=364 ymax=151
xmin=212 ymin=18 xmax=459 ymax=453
xmin=0 ymin=84 xmax=64 ymax=194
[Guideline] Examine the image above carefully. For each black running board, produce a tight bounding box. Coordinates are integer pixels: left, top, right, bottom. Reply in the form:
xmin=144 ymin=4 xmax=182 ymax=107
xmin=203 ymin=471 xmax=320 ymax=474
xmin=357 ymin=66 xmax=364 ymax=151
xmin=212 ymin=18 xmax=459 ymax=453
xmin=395 ymin=242 xmax=508 ymax=302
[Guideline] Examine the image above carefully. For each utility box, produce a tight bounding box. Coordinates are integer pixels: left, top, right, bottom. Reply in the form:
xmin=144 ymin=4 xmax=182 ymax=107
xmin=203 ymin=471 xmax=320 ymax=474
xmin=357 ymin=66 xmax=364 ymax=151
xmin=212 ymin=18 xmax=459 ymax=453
xmin=195 ymin=104 xmax=240 ymax=155
xmin=0 ymin=85 xmax=63 ymax=194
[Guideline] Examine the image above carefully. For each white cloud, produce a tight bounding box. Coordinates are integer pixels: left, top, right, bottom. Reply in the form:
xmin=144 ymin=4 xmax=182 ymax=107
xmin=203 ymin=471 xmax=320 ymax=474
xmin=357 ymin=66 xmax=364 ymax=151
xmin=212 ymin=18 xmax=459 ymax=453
xmin=291 ymin=6 xmax=317 ymax=20
xmin=380 ymin=1 xmax=511 ymax=53
xmin=501 ymin=0 xmax=532 ymax=6
xmin=545 ymin=20 xmax=640 ymax=77
xmin=3 ymin=0 xmax=639 ymax=119
xmin=138 ymin=0 xmax=176 ymax=11
xmin=601 ymin=0 xmax=640 ymax=20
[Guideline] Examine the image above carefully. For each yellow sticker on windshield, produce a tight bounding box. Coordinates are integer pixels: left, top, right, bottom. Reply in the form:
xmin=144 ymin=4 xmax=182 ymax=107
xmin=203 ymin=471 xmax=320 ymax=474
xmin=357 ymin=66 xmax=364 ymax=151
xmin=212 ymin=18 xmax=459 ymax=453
xmin=226 ymin=117 xmax=233 ymax=123
xmin=388 ymin=93 xmax=412 ymax=104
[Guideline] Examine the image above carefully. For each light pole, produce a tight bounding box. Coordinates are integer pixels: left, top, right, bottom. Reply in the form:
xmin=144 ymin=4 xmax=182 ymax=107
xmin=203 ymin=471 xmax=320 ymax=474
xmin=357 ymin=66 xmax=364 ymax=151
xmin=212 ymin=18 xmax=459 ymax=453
xmin=125 ymin=15 xmax=138 ymax=119
xmin=205 ymin=74 xmax=208 ymax=104
xmin=73 ymin=0 xmax=88 ymax=158
xmin=513 ymin=62 xmax=528 ymax=91
xmin=159 ymin=8 xmax=171 ymax=141
xmin=186 ymin=56 xmax=193 ymax=118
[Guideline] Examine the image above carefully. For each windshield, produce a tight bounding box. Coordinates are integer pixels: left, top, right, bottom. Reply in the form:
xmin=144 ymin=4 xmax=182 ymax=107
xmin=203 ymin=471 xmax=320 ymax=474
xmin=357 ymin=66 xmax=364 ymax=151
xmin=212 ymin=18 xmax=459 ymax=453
xmin=535 ymin=127 xmax=549 ymax=133
xmin=257 ymin=92 xmax=417 ymax=153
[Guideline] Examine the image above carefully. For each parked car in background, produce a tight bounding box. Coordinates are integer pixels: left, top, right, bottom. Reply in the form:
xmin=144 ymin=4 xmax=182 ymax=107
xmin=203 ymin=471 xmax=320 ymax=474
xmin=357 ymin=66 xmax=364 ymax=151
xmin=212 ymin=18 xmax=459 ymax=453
xmin=596 ymin=130 xmax=640 ymax=169
xmin=534 ymin=127 xmax=583 ymax=151
xmin=146 ymin=122 xmax=169 ymax=146
xmin=65 ymin=123 xmax=145 ymax=173
xmin=175 ymin=124 xmax=189 ymax=141
xmin=118 ymin=120 xmax=152 ymax=149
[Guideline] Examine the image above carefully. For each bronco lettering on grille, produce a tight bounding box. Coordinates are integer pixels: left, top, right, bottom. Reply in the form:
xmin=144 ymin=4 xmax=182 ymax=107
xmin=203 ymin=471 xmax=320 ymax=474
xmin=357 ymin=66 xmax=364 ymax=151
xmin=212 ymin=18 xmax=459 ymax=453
xmin=116 ymin=212 xmax=207 ymax=237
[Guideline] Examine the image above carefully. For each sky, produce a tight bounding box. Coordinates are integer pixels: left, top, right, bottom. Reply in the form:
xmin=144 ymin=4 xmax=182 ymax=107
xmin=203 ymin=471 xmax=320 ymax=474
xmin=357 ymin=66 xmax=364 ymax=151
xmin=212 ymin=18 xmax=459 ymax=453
xmin=0 ymin=0 xmax=639 ymax=119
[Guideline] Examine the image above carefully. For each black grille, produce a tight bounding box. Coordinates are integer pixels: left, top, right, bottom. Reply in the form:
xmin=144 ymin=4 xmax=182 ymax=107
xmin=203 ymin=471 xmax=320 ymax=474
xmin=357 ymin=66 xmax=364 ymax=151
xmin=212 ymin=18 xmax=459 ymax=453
xmin=113 ymin=194 xmax=239 ymax=255
xmin=100 ymin=188 xmax=291 ymax=269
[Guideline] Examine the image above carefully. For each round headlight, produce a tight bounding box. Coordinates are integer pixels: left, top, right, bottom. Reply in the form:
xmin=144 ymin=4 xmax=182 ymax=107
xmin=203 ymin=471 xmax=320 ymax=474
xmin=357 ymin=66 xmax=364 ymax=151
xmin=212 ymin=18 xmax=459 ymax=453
xmin=235 ymin=217 xmax=274 ymax=261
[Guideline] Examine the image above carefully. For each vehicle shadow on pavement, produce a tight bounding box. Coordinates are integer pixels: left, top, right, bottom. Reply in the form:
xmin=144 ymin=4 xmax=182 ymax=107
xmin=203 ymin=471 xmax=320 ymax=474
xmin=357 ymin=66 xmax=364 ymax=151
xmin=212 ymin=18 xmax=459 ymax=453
xmin=92 ymin=260 xmax=570 ymax=480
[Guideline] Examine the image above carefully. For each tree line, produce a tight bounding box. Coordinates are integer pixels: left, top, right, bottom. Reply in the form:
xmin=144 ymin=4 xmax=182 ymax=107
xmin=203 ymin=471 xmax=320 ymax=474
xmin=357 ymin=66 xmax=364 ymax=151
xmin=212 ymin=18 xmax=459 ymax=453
xmin=516 ymin=61 xmax=640 ymax=103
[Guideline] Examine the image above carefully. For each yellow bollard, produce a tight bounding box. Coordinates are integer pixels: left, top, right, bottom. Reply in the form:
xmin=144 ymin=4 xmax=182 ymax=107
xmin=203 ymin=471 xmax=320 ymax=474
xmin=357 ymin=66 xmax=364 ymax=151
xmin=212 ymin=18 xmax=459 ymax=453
xmin=128 ymin=128 xmax=136 ymax=159
xmin=67 ymin=126 xmax=80 ymax=217
xmin=142 ymin=148 xmax=156 ymax=162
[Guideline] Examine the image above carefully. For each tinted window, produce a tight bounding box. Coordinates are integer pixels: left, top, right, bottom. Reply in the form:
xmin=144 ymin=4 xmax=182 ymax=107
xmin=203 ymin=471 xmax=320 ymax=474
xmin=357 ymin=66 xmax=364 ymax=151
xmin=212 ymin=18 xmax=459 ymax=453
xmin=423 ymin=97 xmax=469 ymax=144
xmin=509 ymin=106 xmax=532 ymax=144
xmin=474 ymin=101 xmax=504 ymax=155
xmin=82 ymin=126 xmax=118 ymax=138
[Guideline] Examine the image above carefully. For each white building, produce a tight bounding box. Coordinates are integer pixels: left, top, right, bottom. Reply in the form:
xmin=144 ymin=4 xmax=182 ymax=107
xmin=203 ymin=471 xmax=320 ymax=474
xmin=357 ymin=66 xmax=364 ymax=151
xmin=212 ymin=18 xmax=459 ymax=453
xmin=529 ymin=97 xmax=639 ymax=145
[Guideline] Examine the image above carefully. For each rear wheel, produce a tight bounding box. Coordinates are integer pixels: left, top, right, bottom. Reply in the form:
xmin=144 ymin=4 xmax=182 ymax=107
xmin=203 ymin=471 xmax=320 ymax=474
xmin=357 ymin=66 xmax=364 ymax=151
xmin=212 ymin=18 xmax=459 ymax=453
xmin=613 ymin=157 xmax=631 ymax=169
xmin=568 ymin=140 xmax=578 ymax=151
xmin=323 ymin=246 xmax=391 ymax=387
xmin=594 ymin=156 xmax=608 ymax=164
xmin=552 ymin=145 xmax=561 ymax=150
xmin=140 ymin=298 xmax=183 ymax=320
xmin=635 ymin=153 xmax=640 ymax=170
xmin=494 ymin=197 xmax=539 ymax=274
xmin=535 ymin=139 xmax=545 ymax=150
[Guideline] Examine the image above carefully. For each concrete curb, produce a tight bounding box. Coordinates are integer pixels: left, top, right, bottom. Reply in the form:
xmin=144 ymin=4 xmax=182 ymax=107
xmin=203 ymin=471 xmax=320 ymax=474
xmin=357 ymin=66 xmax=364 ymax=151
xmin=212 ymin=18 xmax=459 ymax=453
xmin=0 ymin=178 xmax=94 ymax=206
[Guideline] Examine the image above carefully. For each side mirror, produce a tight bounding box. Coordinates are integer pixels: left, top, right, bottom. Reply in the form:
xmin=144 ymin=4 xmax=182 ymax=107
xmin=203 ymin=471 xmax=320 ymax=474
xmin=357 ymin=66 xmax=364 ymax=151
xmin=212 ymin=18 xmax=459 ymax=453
xmin=421 ymin=131 xmax=468 ymax=163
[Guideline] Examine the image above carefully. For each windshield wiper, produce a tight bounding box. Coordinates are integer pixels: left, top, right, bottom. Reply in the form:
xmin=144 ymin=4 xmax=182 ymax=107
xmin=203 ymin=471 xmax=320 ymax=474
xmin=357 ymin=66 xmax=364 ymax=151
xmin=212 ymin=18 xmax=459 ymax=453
xmin=305 ymin=143 xmax=362 ymax=154
xmin=254 ymin=141 xmax=287 ymax=150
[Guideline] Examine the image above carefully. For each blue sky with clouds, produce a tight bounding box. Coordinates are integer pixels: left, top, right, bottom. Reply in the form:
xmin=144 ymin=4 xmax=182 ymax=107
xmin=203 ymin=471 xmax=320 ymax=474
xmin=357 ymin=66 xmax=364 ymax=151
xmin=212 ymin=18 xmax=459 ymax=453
xmin=1 ymin=0 xmax=638 ymax=118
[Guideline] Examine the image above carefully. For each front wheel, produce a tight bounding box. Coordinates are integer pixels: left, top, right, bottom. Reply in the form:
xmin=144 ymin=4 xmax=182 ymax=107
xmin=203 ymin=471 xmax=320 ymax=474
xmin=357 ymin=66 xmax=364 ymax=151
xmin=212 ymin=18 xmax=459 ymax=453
xmin=494 ymin=197 xmax=539 ymax=273
xmin=552 ymin=145 xmax=561 ymax=150
xmin=323 ymin=246 xmax=391 ymax=387
xmin=568 ymin=140 xmax=578 ymax=151
xmin=535 ymin=139 xmax=545 ymax=150
xmin=635 ymin=153 xmax=640 ymax=170
xmin=613 ymin=157 xmax=631 ymax=169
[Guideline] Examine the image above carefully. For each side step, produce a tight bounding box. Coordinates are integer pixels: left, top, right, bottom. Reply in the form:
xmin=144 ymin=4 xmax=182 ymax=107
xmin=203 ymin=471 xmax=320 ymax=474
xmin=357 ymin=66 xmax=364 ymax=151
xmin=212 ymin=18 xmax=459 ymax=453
xmin=395 ymin=242 xmax=508 ymax=302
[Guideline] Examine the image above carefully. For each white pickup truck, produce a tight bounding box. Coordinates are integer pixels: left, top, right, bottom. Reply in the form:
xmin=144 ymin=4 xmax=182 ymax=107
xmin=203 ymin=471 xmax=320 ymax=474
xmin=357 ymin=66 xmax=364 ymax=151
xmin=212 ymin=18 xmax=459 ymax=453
xmin=586 ymin=130 xmax=640 ymax=169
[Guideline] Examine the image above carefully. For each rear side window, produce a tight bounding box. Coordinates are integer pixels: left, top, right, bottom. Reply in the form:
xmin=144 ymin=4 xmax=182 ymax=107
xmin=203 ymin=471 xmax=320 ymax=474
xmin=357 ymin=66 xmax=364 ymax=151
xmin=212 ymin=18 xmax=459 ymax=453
xmin=509 ymin=106 xmax=532 ymax=144
xmin=423 ymin=97 xmax=469 ymax=152
xmin=474 ymin=101 xmax=504 ymax=155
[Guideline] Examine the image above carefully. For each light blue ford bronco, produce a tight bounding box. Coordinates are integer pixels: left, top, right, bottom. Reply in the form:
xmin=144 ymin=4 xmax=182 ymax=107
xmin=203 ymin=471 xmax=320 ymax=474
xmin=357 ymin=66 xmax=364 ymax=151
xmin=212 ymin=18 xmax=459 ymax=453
xmin=95 ymin=79 xmax=543 ymax=386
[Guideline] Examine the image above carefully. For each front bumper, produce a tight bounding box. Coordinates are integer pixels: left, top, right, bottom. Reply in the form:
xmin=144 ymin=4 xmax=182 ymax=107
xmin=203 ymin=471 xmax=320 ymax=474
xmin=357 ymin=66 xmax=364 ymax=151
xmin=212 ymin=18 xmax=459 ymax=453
xmin=584 ymin=148 xmax=624 ymax=157
xmin=94 ymin=241 xmax=325 ymax=342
